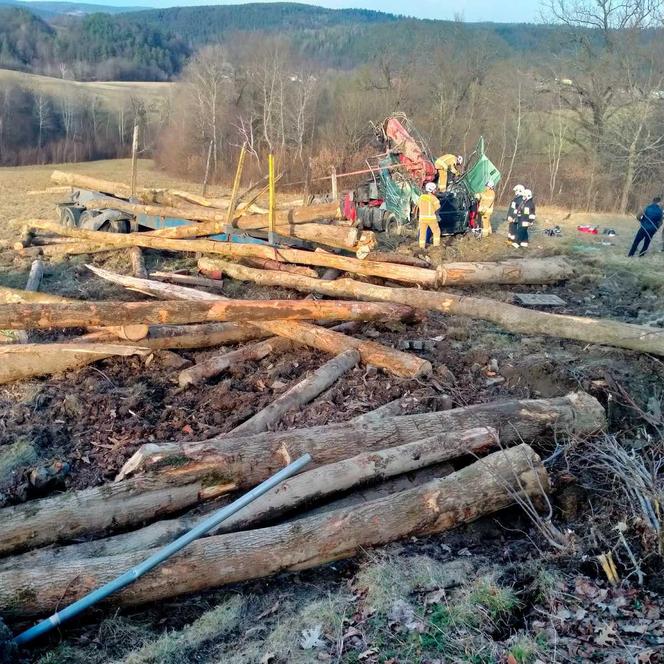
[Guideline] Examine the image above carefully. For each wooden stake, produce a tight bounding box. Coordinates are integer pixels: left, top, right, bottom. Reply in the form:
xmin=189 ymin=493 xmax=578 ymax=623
xmin=130 ymin=123 xmax=139 ymax=197
xmin=226 ymin=143 xmax=247 ymax=231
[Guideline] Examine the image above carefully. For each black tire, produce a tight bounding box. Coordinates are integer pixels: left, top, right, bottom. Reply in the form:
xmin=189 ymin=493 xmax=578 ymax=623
xmin=59 ymin=205 xmax=81 ymax=228
xmin=371 ymin=208 xmax=385 ymax=232
xmin=384 ymin=213 xmax=402 ymax=238
xmin=98 ymin=219 xmax=130 ymax=234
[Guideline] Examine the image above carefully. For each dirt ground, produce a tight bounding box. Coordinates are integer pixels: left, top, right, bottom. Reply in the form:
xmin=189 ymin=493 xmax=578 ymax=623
xmin=0 ymin=160 xmax=663 ymax=663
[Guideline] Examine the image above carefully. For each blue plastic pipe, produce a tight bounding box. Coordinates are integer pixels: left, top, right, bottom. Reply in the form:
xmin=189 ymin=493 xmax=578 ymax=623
xmin=13 ymin=453 xmax=312 ymax=646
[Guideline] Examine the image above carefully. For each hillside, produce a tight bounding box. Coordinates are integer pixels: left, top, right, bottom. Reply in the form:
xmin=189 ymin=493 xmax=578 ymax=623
xmin=0 ymin=0 xmax=145 ymax=18
xmin=0 ymin=2 xmax=566 ymax=79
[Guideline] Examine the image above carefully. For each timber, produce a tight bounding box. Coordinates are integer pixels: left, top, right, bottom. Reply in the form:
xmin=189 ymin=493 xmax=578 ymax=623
xmin=0 ymin=427 xmax=495 ymax=572
xmin=150 ymin=271 xmax=227 ymax=293
xmin=129 ymin=246 xmax=148 ymax=279
xmin=25 ymin=259 xmax=44 ymax=292
xmin=0 ymin=473 xmax=235 ymax=557
xmin=87 ymin=266 xmax=430 ymax=379
xmin=51 ymin=170 xmax=133 ymax=198
xmin=0 ymin=298 xmax=415 ymax=330
xmin=0 ymin=343 xmax=150 ymax=385
xmin=117 ymin=391 xmax=604 ymax=484
xmin=241 ymin=257 xmax=318 ymax=278
xmin=178 ymin=337 xmax=294 ymax=388
xmin=84 ymin=198 xmax=340 ymax=234
xmin=26 ymin=219 xmax=439 ymax=286
xmin=200 ymin=259 xmax=664 ymax=357
xmin=0 ymin=286 xmax=66 ymax=304
xmin=230 ymin=349 xmax=360 ymax=434
xmin=0 ymin=445 xmax=547 ymax=617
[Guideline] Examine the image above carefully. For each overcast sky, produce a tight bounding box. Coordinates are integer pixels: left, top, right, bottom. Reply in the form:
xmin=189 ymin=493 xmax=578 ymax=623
xmin=32 ymin=0 xmax=544 ymax=23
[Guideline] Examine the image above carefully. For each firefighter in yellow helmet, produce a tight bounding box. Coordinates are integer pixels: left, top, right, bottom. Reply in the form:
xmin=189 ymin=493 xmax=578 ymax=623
xmin=417 ymin=182 xmax=441 ymax=249
xmin=434 ymin=153 xmax=463 ymax=191
xmin=477 ymin=180 xmax=496 ymax=237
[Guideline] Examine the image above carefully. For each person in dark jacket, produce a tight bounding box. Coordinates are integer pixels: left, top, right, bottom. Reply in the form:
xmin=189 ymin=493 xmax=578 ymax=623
xmin=507 ymin=184 xmax=525 ymax=240
xmin=628 ymin=197 xmax=663 ymax=257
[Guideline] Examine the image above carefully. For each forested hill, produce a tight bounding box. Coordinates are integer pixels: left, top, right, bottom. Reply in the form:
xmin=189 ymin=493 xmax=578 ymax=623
xmin=0 ymin=1 xmax=561 ymax=79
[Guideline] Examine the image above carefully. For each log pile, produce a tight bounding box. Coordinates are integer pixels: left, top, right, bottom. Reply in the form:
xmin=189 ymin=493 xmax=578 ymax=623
xmin=0 ymin=166 xmax=641 ymax=630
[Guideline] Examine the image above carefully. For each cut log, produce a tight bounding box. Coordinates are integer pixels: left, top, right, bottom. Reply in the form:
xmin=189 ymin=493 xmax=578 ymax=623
xmin=230 ymin=349 xmax=360 ymax=434
xmin=0 ymin=298 xmax=415 ymax=330
xmin=150 ymin=271 xmax=227 ymax=293
xmin=0 ymin=444 xmax=547 ymax=617
xmin=254 ymin=320 xmax=431 ymax=379
xmin=77 ymin=322 xmax=269 ymax=349
xmin=51 ymin=170 xmax=133 ymax=198
xmin=242 ymin=257 xmax=318 ymax=278
xmin=118 ymin=391 xmax=604 ymax=484
xmin=178 ymin=337 xmax=293 ymax=388
xmin=0 ymin=473 xmax=236 ymax=557
xmin=86 ymin=266 xmax=430 ymax=379
xmin=129 ymin=246 xmax=148 ymax=279
xmin=199 ymin=259 xmax=664 ymax=357
xmin=365 ymin=251 xmax=434 ymax=269
xmin=0 ymin=286 xmax=66 ymax=304
xmin=0 ymin=427 xmax=494 ymax=573
xmin=0 ymin=343 xmax=150 ymax=385
xmin=84 ymin=198 xmax=340 ymax=234
xmin=26 ymin=219 xmax=438 ymax=286
xmin=352 ymin=395 xmax=431 ymax=425
xmin=24 ymin=259 xmax=44 ymax=292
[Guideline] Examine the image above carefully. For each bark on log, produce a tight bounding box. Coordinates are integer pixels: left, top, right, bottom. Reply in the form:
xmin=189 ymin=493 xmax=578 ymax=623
xmin=77 ymin=322 xmax=269 ymax=349
xmin=87 ymin=266 xmax=430 ymax=379
xmin=0 ymin=474 xmax=236 ymax=557
xmin=24 ymin=259 xmax=44 ymax=292
xmin=230 ymin=349 xmax=360 ymax=434
xmin=0 ymin=343 xmax=150 ymax=385
xmin=241 ymin=257 xmax=318 ymax=278
xmin=26 ymin=219 xmax=438 ymax=286
xmin=0 ymin=298 xmax=415 ymax=330
xmin=200 ymin=259 xmax=664 ymax=357
xmin=178 ymin=337 xmax=293 ymax=388
xmin=84 ymin=198 xmax=340 ymax=234
xmin=1 ymin=427 xmax=494 ymax=573
xmin=150 ymin=271 xmax=227 ymax=293
xmin=365 ymin=251 xmax=434 ymax=269
xmin=51 ymin=170 xmax=133 ymax=198
xmin=118 ymin=391 xmax=604 ymax=484
xmin=0 ymin=444 xmax=547 ymax=617
xmin=129 ymin=246 xmax=148 ymax=279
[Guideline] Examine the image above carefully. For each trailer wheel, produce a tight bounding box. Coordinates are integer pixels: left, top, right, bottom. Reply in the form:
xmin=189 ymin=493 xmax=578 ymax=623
xmin=384 ymin=213 xmax=402 ymax=238
xmin=59 ymin=205 xmax=81 ymax=228
xmin=98 ymin=219 xmax=131 ymax=234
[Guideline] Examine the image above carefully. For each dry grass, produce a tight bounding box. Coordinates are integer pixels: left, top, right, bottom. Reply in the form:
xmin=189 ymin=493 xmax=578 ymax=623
xmin=0 ymin=69 xmax=173 ymax=116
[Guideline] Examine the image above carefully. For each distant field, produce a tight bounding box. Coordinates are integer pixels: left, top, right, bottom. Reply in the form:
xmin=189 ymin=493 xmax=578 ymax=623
xmin=0 ymin=68 xmax=174 ymax=113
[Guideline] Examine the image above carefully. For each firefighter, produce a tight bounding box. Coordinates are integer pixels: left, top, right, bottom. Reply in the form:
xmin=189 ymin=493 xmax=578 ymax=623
xmin=513 ymin=188 xmax=535 ymax=248
xmin=434 ymin=153 xmax=463 ymax=191
xmin=477 ymin=180 xmax=495 ymax=237
xmin=417 ymin=182 xmax=441 ymax=249
xmin=628 ymin=196 xmax=663 ymax=257
xmin=507 ymin=184 xmax=525 ymax=241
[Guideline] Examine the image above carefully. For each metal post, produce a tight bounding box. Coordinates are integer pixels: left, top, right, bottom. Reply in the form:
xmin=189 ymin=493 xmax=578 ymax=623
xmin=130 ymin=123 xmax=139 ymax=198
xmin=13 ymin=454 xmax=311 ymax=647
xmin=268 ymin=153 xmax=276 ymax=245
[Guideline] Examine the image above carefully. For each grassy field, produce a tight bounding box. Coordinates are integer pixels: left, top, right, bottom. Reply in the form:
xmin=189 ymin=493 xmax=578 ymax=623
xmin=0 ymin=69 xmax=173 ymax=114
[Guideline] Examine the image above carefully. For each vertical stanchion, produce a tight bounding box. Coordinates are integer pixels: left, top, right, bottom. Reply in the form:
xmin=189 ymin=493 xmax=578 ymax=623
xmin=224 ymin=143 xmax=247 ymax=238
xmin=268 ymin=153 xmax=276 ymax=246
xmin=202 ymin=139 xmax=214 ymax=197
xmin=331 ymin=166 xmax=338 ymax=202
xmin=130 ymin=123 xmax=139 ymax=198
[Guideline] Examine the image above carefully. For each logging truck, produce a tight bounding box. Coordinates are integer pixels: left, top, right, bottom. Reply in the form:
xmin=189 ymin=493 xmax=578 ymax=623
xmin=343 ymin=115 xmax=501 ymax=237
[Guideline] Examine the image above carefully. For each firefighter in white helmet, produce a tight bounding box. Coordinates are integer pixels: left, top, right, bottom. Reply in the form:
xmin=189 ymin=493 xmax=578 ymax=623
xmin=513 ymin=188 xmax=536 ymax=248
xmin=507 ymin=184 xmax=525 ymax=241
xmin=417 ymin=181 xmax=441 ymax=249
xmin=477 ymin=180 xmax=495 ymax=237
xmin=434 ymin=153 xmax=463 ymax=191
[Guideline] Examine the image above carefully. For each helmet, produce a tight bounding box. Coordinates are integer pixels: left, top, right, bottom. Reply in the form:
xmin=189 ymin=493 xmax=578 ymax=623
xmin=523 ymin=189 xmax=533 ymax=200
xmin=456 ymin=155 xmax=464 ymax=165
xmin=513 ymin=184 xmax=525 ymax=195
xmin=486 ymin=180 xmax=494 ymax=189
xmin=425 ymin=182 xmax=437 ymax=193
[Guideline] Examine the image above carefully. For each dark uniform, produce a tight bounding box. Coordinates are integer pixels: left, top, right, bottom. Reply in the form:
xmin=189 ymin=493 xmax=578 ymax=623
xmin=516 ymin=195 xmax=536 ymax=247
xmin=507 ymin=195 xmax=523 ymax=240
xmin=628 ymin=199 xmax=663 ymax=257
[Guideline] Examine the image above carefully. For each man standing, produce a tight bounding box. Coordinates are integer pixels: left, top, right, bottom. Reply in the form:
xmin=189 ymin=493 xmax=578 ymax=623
xmin=434 ymin=154 xmax=463 ymax=191
xmin=507 ymin=184 xmax=525 ymax=241
xmin=513 ymin=188 xmax=535 ymax=248
xmin=477 ymin=180 xmax=496 ymax=237
xmin=628 ymin=197 xmax=663 ymax=257
xmin=417 ymin=182 xmax=441 ymax=250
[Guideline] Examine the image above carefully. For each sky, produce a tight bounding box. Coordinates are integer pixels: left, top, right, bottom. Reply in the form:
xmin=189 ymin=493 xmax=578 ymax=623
xmin=25 ymin=0 xmax=544 ymax=23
